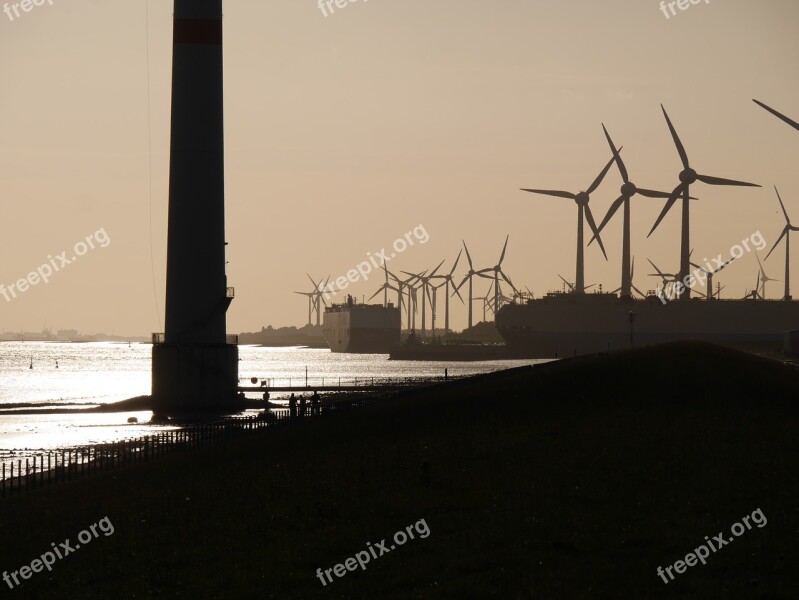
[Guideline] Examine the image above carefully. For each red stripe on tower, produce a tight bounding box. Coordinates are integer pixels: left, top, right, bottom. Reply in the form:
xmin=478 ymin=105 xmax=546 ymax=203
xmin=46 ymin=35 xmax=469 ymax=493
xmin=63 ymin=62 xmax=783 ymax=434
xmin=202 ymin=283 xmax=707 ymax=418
xmin=173 ymin=19 xmax=222 ymax=45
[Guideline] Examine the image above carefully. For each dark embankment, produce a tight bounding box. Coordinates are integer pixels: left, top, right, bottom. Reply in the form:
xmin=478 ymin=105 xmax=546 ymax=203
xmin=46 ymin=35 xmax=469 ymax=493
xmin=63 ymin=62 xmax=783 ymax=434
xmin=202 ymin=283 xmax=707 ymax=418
xmin=1 ymin=341 xmax=798 ymax=599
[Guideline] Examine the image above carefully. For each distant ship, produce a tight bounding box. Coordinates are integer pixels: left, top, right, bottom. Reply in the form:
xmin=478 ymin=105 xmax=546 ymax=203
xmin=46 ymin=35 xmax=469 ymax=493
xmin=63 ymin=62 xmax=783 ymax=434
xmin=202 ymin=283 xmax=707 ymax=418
xmin=496 ymin=291 xmax=799 ymax=358
xmin=323 ymin=295 xmax=401 ymax=353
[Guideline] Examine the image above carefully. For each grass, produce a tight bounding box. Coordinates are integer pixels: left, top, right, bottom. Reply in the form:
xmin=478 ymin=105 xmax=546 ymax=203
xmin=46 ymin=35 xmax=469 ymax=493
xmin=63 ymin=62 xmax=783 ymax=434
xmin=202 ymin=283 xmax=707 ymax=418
xmin=1 ymin=341 xmax=798 ymax=599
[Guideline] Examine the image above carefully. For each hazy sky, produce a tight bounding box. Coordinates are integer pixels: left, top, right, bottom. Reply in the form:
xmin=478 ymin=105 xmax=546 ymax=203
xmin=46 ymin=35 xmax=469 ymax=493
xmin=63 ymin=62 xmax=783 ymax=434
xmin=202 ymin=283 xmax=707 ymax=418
xmin=1 ymin=0 xmax=798 ymax=335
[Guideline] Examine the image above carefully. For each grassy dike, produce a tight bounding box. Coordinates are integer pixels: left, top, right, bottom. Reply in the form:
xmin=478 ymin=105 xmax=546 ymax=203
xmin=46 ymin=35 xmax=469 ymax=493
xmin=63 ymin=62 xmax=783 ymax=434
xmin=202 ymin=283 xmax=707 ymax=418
xmin=1 ymin=341 xmax=798 ymax=599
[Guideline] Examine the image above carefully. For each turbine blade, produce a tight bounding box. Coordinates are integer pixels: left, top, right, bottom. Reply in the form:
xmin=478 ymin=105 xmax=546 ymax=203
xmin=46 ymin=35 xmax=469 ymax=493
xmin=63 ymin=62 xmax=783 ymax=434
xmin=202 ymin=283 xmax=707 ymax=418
xmin=753 ymin=99 xmax=799 ymax=132
xmin=661 ymin=104 xmax=690 ymax=169
xmin=462 ymin=241 xmax=474 ymax=270
xmin=647 ymin=184 xmax=684 ymax=237
xmin=636 ymin=188 xmax=672 ymax=199
xmin=775 ymin=186 xmax=791 ymax=225
xmin=601 ymin=123 xmax=628 ymax=183
xmin=520 ymin=188 xmax=577 ymax=200
xmin=584 ymin=205 xmax=608 ymax=260
xmin=500 ymin=271 xmax=517 ymax=293
xmin=586 ymin=153 xmax=618 ymax=194
xmin=765 ymin=228 xmax=788 ymax=261
xmin=429 ymin=259 xmax=445 ymax=278
xmin=499 ymin=234 xmax=510 ymax=265
xmin=449 ymin=249 xmax=462 ymax=276
xmin=696 ymin=174 xmax=760 ymax=188
xmin=593 ymin=195 xmax=625 ymax=239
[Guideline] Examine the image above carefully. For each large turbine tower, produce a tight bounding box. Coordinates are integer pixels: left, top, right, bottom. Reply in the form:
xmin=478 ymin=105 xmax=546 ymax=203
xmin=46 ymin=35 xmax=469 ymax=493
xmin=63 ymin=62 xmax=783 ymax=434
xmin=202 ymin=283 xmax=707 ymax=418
xmin=152 ymin=0 xmax=237 ymax=413
xmin=648 ymin=105 xmax=760 ymax=300
xmin=521 ymin=157 xmax=612 ymax=293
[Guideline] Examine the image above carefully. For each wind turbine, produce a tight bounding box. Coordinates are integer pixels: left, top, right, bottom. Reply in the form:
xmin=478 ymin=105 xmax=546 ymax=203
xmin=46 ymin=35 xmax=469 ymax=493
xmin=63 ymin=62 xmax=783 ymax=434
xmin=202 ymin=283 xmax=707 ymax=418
xmin=307 ymin=274 xmax=330 ymax=326
xmin=591 ymin=124 xmax=672 ymax=298
xmin=756 ymin=253 xmax=780 ymax=299
xmin=744 ymin=270 xmax=765 ymax=300
xmin=476 ymin=235 xmax=517 ymax=313
xmin=430 ymin=250 xmax=464 ymax=333
xmin=521 ymin=156 xmax=612 ymax=293
xmin=648 ymin=258 xmax=680 ymax=301
xmin=454 ymin=241 xmax=481 ymax=329
xmin=403 ymin=261 xmax=444 ymax=337
xmin=689 ymin=256 xmax=736 ymax=301
xmin=293 ymin=290 xmax=316 ymax=325
xmin=765 ymin=186 xmax=799 ymax=300
xmin=403 ymin=272 xmax=428 ymax=331
xmin=753 ymin=99 xmax=799 ymax=133
xmin=648 ymin=105 xmax=760 ymax=300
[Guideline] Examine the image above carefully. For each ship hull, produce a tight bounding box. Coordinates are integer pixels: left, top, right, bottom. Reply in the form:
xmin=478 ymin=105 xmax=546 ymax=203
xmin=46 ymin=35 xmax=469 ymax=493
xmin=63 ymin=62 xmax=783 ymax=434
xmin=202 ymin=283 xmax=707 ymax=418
xmin=496 ymin=294 xmax=799 ymax=358
xmin=323 ymin=303 xmax=401 ymax=353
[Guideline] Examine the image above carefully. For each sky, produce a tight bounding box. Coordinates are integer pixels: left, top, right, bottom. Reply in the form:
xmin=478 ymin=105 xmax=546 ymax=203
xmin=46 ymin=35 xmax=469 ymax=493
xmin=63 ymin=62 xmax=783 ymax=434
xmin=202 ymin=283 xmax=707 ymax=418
xmin=1 ymin=0 xmax=798 ymax=336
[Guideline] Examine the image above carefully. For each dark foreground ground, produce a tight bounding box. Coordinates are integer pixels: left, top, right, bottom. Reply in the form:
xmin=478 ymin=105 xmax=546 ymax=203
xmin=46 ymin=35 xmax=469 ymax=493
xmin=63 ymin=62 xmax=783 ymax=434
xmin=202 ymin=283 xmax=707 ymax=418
xmin=1 ymin=341 xmax=798 ymax=599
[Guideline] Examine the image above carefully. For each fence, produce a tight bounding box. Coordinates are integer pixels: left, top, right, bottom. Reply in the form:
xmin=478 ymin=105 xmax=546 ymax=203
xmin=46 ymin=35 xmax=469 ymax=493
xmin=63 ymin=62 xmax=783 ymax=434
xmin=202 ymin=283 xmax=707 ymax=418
xmin=0 ymin=391 xmax=389 ymax=498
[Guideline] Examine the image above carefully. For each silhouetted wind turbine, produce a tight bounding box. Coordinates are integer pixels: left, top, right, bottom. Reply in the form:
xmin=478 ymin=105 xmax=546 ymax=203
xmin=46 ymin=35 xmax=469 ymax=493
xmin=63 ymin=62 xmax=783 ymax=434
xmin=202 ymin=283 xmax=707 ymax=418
xmin=689 ymin=256 xmax=735 ymax=301
xmin=765 ymin=186 xmax=799 ymax=300
xmin=454 ymin=241 xmax=480 ymax=329
xmin=591 ymin=124 xmax=672 ymax=298
xmin=756 ymin=253 xmax=780 ymax=299
xmin=403 ymin=261 xmax=444 ymax=337
xmin=430 ymin=250 xmax=464 ymax=333
xmin=293 ymin=290 xmax=316 ymax=325
xmin=522 ymin=156 xmax=613 ymax=293
xmin=476 ymin=235 xmax=517 ymax=313
xmin=307 ymin=274 xmax=330 ymax=326
xmin=648 ymin=105 xmax=760 ymax=300
xmin=753 ymin=99 xmax=799 ymax=133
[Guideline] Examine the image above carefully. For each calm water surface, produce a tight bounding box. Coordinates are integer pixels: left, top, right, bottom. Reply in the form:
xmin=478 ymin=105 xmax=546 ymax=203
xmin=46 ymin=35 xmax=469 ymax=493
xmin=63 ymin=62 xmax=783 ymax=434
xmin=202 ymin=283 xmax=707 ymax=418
xmin=0 ymin=341 xmax=542 ymax=452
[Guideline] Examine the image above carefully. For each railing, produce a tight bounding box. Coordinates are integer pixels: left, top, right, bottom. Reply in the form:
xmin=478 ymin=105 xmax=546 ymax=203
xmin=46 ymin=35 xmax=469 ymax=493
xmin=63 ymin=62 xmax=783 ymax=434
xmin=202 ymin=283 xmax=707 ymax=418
xmin=238 ymin=373 xmax=466 ymax=390
xmin=0 ymin=393 xmax=391 ymax=498
xmin=152 ymin=332 xmax=166 ymax=344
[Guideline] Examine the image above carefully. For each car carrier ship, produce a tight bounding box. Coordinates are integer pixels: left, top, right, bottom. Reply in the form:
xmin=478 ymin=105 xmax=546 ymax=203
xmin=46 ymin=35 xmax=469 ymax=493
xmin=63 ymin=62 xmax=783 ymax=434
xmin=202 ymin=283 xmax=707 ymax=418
xmin=322 ymin=295 xmax=401 ymax=353
xmin=495 ymin=291 xmax=799 ymax=358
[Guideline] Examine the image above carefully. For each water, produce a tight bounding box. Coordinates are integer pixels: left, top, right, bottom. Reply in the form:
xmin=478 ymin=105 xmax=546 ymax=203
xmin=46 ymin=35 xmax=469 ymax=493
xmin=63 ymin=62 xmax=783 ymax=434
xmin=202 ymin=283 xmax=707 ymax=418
xmin=0 ymin=341 xmax=543 ymax=452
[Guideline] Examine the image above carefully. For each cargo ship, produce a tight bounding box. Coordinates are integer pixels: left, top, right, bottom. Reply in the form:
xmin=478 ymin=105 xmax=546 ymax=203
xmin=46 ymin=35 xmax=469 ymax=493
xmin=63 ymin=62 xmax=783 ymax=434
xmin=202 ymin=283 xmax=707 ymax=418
xmin=322 ymin=295 xmax=401 ymax=353
xmin=496 ymin=291 xmax=799 ymax=358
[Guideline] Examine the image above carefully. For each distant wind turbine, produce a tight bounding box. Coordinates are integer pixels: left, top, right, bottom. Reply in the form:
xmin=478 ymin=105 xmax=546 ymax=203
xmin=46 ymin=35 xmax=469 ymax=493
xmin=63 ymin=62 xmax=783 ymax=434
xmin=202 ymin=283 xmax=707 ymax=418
xmin=454 ymin=241 xmax=481 ymax=329
xmin=430 ymin=250 xmax=464 ymax=333
xmin=475 ymin=235 xmax=517 ymax=313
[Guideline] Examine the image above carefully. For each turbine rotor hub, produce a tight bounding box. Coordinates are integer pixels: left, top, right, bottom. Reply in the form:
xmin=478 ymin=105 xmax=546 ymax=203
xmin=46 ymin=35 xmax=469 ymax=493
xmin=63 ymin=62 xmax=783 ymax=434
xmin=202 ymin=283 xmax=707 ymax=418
xmin=679 ymin=168 xmax=697 ymax=184
xmin=575 ymin=192 xmax=589 ymax=205
xmin=621 ymin=182 xmax=637 ymax=197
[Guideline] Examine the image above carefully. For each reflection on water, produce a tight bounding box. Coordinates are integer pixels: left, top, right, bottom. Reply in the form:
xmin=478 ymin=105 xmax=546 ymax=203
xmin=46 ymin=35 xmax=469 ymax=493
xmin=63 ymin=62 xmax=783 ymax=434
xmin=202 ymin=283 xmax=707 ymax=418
xmin=0 ymin=341 xmax=543 ymax=451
